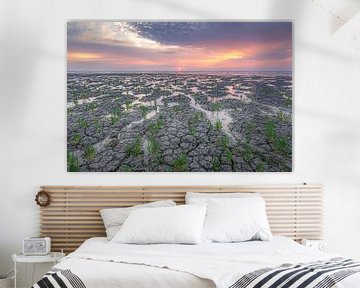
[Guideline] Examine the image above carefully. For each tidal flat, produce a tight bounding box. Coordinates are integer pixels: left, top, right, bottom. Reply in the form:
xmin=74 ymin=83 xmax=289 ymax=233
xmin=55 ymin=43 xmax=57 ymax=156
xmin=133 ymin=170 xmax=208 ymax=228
xmin=67 ymin=72 xmax=292 ymax=172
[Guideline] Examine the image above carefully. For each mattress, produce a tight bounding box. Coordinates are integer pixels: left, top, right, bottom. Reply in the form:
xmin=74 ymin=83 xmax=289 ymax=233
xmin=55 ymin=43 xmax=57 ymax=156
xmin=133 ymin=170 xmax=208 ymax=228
xmin=35 ymin=236 xmax=360 ymax=288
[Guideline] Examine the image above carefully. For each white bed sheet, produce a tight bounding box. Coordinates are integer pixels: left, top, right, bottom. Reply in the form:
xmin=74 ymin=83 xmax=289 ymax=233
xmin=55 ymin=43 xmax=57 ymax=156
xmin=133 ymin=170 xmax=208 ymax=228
xmin=54 ymin=236 xmax=360 ymax=288
xmin=56 ymin=258 xmax=214 ymax=288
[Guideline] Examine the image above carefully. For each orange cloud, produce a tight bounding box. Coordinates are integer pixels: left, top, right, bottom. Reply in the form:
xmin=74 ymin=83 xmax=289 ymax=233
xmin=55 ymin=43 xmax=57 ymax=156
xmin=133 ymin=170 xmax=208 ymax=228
xmin=68 ymin=52 xmax=103 ymax=61
xmin=197 ymin=50 xmax=247 ymax=66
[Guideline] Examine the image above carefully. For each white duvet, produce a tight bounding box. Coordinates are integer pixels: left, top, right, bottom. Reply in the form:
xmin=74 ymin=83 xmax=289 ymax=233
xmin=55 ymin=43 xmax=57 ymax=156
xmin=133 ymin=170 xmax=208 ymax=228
xmin=54 ymin=237 xmax=360 ymax=288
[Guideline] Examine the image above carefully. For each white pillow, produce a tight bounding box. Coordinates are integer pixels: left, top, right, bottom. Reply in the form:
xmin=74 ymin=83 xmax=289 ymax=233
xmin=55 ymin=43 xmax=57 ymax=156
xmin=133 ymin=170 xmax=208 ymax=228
xmin=186 ymin=192 xmax=259 ymax=204
xmin=100 ymin=200 xmax=176 ymax=240
xmin=202 ymin=197 xmax=272 ymax=243
xmin=111 ymin=205 xmax=207 ymax=244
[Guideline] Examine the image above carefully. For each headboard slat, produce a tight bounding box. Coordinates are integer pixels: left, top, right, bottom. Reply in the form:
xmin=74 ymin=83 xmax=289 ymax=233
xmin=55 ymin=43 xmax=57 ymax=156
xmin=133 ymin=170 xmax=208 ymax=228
xmin=40 ymin=184 xmax=323 ymax=253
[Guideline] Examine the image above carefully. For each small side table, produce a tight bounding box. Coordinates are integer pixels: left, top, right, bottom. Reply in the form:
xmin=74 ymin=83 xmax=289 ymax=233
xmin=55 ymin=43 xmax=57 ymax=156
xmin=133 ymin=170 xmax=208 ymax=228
xmin=12 ymin=252 xmax=65 ymax=288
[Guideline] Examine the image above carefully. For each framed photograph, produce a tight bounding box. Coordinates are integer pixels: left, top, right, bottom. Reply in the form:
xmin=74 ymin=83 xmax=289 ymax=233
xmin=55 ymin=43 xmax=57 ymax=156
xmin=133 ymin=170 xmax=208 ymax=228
xmin=67 ymin=21 xmax=292 ymax=172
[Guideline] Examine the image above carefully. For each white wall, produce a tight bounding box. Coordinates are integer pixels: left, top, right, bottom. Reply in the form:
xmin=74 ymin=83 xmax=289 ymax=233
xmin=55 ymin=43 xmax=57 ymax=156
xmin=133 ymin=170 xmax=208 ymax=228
xmin=1 ymin=0 xmax=360 ymax=286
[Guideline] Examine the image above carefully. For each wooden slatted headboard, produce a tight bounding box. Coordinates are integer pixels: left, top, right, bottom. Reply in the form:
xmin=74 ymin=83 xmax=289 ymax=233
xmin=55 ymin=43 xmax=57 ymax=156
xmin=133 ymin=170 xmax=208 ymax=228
xmin=39 ymin=184 xmax=323 ymax=253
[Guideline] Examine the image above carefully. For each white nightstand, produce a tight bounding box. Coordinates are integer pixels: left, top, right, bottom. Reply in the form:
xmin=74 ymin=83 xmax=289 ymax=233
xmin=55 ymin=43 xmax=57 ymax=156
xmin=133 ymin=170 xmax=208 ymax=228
xmin=12 ymin=252 xmax=65 ymax=288
xmin=301 ymin=239 xmax=328 ymax=252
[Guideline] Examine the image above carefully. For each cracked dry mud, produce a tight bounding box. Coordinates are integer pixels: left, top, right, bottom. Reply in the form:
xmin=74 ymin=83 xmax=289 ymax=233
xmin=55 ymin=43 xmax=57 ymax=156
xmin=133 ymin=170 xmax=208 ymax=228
xmin=67 ymin=72 xmax=292 ymax=172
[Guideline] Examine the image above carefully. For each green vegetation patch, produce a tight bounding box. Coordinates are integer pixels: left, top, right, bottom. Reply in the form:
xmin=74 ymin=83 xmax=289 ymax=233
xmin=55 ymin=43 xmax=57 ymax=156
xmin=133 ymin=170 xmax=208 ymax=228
xmin=77 ymin=118 xmax=88 ymax=129
xmin=67 ymin=152 xmax=79 ymax=172
xmin=172 ymin=154 xmax=188 ymax=172
xmin=84 ymin=145 xmax=97 ymax=161
xmin=125 ymin=135 xmax=142 ymax=156
xmin=212 ymin=157 xmax=221 ymax=172
xmin=243 ymin=142 xmax=253 ymax=162
xmin=120 ymin=164 xmax=133 ymax=172
xmin=214 ymin=119 xmax=223 ymax=131
xmin=265 ymin=117 xmax=291 ymax=155
xmin=139 ymin=105 xmax=148 ymax=118
xmin=71 ymin=133 xmax=81 ymax=146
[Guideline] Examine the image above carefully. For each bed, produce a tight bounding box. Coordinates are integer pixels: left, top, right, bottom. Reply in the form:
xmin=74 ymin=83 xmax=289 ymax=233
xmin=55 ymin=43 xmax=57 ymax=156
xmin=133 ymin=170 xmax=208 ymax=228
xmin=33 ymin=185 xmax=360 ymax=288
xmin=33 ymin=236 xmax=360 ymax=288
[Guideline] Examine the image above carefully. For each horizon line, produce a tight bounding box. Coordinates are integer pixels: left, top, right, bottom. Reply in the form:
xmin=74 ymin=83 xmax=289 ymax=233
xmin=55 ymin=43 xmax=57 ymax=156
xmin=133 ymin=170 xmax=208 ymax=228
xmin=67 ymin=70 xmax=292 ymax=73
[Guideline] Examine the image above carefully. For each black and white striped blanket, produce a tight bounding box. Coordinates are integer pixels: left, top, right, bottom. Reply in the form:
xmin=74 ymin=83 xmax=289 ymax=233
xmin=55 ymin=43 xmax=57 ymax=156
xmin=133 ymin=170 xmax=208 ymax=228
xmin=230 ymin=258 xmax=360 ymax=288
xmin=32 ymin=258 xmax=360 ymax=288
xmin=32 ymin=268 xmax=86 ymax=288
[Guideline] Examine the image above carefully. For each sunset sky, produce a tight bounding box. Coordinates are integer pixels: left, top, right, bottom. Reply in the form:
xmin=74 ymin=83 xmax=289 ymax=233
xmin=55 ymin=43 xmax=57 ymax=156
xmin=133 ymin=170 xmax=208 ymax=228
xmin=67 ymin=22 xmax=292 ymax=72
